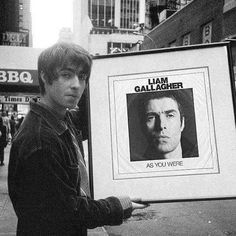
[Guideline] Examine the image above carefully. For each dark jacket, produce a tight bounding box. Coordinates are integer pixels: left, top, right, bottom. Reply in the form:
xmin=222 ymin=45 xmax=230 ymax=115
xmin=8 ymin=101 xmax=132 ymax=236
xmin=10 ymin=118 xmax=16 ymax=137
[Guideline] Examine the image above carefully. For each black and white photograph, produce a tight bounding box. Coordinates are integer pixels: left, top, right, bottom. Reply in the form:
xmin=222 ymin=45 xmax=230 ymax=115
xmin=1 ymin=0 xmax=236 ymax=235
xmin=127 ymin=88 xmax=199 ymax=162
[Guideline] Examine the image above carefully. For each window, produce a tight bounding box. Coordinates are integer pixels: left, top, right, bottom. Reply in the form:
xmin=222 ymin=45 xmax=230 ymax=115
xmin=107 ymin=42 xmax=136 ymax=54
xmin=120 ymin=0 xmax=140 ymax=29
xmin=176 ymin=0 xmax=193 ymax=10
xmin=89 ymin=0 xmax=115 ymax=27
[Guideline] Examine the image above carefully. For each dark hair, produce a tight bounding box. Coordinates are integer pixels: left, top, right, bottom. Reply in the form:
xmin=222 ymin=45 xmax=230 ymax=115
xmin=38 ymin=42 xmax=93 ymax=95
xmin=138 ymin=90 xmax=185 ymax=127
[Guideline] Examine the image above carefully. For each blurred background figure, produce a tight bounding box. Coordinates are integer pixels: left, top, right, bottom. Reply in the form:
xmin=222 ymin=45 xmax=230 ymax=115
xmin=0 ymin=116 xmax=7 ymax=166
xmin=2 ymin=112 xmax=10 ymax=145
xmin=10 ymin=115 xmax=16 ymax=142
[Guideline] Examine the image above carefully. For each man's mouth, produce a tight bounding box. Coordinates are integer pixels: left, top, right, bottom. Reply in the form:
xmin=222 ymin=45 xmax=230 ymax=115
xmin=153 ymin=134 xmax=169 ymax=139
xmin=158 ymin=135 xmax=169 ymax=139
xmin=152 ymin=134 xmax=170 ymax=143
xmin=67 ymin=94 xmax=79 ymax=99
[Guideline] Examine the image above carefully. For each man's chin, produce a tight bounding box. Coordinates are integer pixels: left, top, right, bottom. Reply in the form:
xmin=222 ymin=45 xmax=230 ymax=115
xmin=66 ymin=103 xmax=78 ymax=110
xmin=154 ymin=144 xmax=172 ymax=154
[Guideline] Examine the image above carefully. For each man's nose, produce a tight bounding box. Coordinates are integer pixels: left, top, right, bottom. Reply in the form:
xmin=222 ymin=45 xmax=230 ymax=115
xmin=71 ymin=75 xmax=82 ymax=88
xmin=154 ymin=115 xmax=166 ymax=131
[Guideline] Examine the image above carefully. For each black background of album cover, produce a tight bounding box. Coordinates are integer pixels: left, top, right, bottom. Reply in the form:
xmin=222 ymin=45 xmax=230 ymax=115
xmin=126 ymin=88 xmax=199 ymax=161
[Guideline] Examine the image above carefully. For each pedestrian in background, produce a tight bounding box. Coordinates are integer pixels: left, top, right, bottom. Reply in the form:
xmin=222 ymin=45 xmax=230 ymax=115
xmin=0 ymin=116 xmax=7 ymax=166
xmin=9 ymin=115 xmax=16 ymax=141
xmin=2 ymin=111 xmax=10 ymax=144
xmin=8 ymin=42 xmax=148 ymax=235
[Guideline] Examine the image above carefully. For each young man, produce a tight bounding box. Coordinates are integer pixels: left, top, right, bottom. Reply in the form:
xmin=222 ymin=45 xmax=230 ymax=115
xmin=8 ymin=42 xmax=147 ymax=235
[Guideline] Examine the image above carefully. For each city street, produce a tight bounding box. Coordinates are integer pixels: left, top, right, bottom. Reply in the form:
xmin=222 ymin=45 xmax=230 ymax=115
xmin=1 ymin=0 xmax=236 ymax=235
xmin=105 ymin=199 xmax=236 ymax=236
xmin=1 ymin=144 xmax=236 ymax=236
xmin=0 ymin=145 xmax=16 ymax=235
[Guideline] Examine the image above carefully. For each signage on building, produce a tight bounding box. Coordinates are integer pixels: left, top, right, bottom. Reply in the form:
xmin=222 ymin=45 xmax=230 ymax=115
xmin=202 ymin=22 xmax=212 ymax=43
xmin=182 ymin=33 xmax=191 ymax=45
xmin=0 ymin=69 xmax=38 ymax=86
xmin=1 ymin=31 xmax=28 ymax=46
xmin=0 ymin=95 xmax=36 ymax=104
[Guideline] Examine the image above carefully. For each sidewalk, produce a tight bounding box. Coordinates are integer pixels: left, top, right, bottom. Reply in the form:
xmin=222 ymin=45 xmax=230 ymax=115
xmin=0 ymin=145 xmax=108 ymax=236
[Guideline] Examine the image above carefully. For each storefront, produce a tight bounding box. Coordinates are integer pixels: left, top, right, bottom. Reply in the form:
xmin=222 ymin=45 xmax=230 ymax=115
xmin=0 ymin=46 xmax=42 ymax=118
xmin=0 ymin=94 xmax=39 ymax=118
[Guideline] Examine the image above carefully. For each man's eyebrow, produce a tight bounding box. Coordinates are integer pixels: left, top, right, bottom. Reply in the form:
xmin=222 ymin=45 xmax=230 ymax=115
xmin=57 ymin=68 xmax=73 ymax=74
xmin=165 ymin=109 xmax=178 ymax=114
xmin=59 ymin=67 xmax=75 ymax=72
xmin=145 ymin=111 xmax=157 ymax=116
xmin=145 ymin=109 xmax=178 ymax=115
xmin=61 ymin=66 xmax=88 ymax=75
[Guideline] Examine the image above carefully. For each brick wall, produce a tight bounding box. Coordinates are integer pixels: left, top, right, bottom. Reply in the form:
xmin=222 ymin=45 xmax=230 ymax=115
xmin=223 ymin=7 xmax=236 ymax=38
xmin=142 ymin=0 xmax=225 ymax=49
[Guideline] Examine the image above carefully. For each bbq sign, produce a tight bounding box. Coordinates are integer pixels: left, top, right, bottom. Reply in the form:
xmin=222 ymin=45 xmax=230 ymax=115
xmin=0 ymin=69 xmax=38 ymax=86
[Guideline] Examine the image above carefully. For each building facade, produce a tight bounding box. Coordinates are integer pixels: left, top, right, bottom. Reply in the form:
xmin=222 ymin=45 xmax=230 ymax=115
xmin=141 ymin=0 xmax=226 ymax=49
xmin=141 ymin=0 xmax=236 ymax=78
xmin=73 ymin=0 xmax=147 ymax=55
xmin=19 ymin=0 xmax=33 ymax=46
xmin=0 ymin=0 xmax=33 ymax=117
xmin=0 ymin=0 xmax=32 ymax=47
xmin=0 ymin=46 xmax=41 ymax=119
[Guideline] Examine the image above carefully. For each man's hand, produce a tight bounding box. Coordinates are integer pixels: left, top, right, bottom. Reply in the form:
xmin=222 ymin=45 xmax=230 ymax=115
xmin=131 ymin=198 xmax=150 ymax=210
xmin=132 ymin=201 xmax=149 ymax=210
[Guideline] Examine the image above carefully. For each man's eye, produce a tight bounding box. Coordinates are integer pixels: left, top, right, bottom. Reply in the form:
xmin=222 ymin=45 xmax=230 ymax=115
xmin=61 ymin=72 xmax=72 ymax=78
xmin=146 ymin=115 xmax=155 ymax=122
xmin=78 ymin=73 xmax=87 ymax=81
xmin=167 ymin=113 xmax=174 ymax=118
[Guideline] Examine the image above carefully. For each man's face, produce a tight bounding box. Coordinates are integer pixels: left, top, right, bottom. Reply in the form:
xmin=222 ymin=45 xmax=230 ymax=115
xmin=43 ymin=64 xmax=87 ymax=113
xmin=145 ymin=97 xmax=185 ymax=154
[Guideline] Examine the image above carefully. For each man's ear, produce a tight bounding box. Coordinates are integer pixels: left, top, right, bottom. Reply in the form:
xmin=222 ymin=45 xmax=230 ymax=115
xmin=40 ymin=71 xmax=47 ymax=84
xmin=181 ymin=117 xmax=185 ymax=132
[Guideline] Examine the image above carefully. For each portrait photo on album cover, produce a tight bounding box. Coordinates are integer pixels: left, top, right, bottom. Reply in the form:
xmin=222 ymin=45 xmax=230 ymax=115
xmin=126 ymin=89 xmax=199 ymax=162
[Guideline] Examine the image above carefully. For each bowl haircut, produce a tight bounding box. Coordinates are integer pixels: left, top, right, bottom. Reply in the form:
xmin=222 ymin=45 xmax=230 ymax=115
xmin=37 ymin=42 xmax=93 ymax=95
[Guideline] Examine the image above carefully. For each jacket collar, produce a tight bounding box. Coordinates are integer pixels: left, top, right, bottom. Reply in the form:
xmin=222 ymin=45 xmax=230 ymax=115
xmin=30 ymin=100 xmax=68 ymax=135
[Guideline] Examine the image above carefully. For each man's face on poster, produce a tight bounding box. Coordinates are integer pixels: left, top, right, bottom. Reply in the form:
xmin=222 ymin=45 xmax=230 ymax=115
xmin=144 ymin=97 xmax=185 ymax=155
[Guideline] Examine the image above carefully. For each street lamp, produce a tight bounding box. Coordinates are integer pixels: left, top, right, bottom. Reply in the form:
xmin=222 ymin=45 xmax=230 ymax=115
xmin=133 ymin=31 xmax=157 ymax=49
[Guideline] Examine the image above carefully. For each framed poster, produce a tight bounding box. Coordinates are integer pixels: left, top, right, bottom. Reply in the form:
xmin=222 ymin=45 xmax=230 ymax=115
xmin=88 ymin=42 xmax=236 ymax=202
